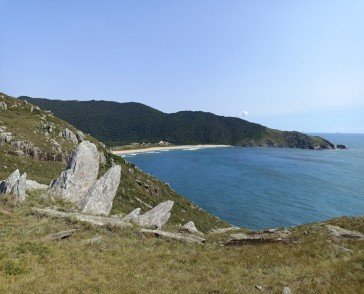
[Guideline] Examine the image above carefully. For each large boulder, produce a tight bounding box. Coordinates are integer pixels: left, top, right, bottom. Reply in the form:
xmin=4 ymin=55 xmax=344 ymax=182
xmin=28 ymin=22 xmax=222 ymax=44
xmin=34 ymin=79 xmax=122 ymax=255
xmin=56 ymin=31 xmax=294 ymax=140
xmin=80 ymin=165 xmax=121 ymax=215
xmin=50 ymin=141 xmax=99 ymax=205
xmin=137 ymin=200 xmax=174 ymax=229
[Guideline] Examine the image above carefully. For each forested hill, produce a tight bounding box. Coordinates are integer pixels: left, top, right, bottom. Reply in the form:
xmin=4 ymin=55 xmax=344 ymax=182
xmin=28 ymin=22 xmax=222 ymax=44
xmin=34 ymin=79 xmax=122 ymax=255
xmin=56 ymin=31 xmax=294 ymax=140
xmin=18 ymin=96 xmax=336 ymax=149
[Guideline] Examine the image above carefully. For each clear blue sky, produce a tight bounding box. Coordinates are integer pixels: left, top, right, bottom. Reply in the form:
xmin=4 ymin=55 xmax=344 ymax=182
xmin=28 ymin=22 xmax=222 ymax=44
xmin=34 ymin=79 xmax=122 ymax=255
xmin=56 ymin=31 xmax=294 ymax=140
xmin=1 ymin=0 xmax=363 ymax=133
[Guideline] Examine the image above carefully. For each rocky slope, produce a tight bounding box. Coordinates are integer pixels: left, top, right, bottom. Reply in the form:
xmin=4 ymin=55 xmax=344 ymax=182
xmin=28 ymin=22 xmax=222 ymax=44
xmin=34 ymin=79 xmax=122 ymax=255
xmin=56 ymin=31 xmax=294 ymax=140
xmin=0 ymin=92 xmax=226 ymax=231
xmin=18 ymin=96 xmax=341 ymax=149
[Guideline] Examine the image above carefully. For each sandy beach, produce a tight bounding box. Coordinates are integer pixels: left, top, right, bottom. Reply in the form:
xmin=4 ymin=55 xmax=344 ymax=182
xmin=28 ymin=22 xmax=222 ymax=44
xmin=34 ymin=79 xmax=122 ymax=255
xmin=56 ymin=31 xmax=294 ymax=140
xmin=112 ymin=144 xmax=232 ymax=156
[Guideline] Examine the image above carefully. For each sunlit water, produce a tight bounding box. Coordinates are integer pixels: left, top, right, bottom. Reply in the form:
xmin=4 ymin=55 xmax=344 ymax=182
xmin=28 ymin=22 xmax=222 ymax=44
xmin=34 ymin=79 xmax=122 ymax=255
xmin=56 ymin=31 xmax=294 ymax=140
xmin=123 ymin=134 xmax=364 ymax=229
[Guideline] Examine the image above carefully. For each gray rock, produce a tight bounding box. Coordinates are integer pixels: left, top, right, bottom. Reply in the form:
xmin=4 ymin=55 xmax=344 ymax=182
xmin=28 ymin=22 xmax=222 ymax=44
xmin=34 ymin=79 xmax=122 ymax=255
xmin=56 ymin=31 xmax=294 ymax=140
xmin=0 ymin=126 xmax=7 ymax=132
xmin=183 ymin=221 xmax=203 ymax=235
xmin=99 ymin=151 xmax=107 ymax=165
xmin=11 ymin=172 xmax=27 ymax=202
xmin=325 ymin=225 xmax=364 ymax=240
xmin=81 ymin=165 xmax=121 ymax=215
xmin=121 ymin=208 xmax=141 ymax=223
xmin=137 ymin=200 xmax=174 ymax=229
xmin=0 ymin=101 xmax=7 ymax=110
xmin=0 ymin=132 xmax=13 ymax=144
xmin=51 ymin=141 xmax=99 ymax=206
xmin=0 ymin=169 xmax=20 ymax=194
xmin=282 ymin=287 xmax=292 ymax=294
xmin=26 ymin=179 xmax=48 ymax=191
xmin=59 ymin=128 xmax=78 ymax=144
xmin=76 ymin=130 xmax=85 ymax=142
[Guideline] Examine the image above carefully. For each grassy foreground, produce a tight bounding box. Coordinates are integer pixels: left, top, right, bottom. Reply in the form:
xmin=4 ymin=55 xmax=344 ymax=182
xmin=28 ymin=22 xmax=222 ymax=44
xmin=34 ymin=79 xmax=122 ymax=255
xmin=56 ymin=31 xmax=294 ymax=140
xmin=0 ymin=194 xmax=363 ymax=293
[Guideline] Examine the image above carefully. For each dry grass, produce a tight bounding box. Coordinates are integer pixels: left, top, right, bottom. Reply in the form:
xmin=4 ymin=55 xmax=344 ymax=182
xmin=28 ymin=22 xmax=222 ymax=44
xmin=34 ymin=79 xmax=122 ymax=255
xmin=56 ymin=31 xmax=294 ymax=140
xmin=0 ymin=194 xmax=363 ymax=293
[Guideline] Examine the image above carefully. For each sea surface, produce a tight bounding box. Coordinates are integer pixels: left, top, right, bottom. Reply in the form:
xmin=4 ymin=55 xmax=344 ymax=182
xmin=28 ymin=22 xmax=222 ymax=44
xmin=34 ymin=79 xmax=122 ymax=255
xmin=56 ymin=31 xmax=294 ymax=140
xmin=123 ymin=134 xmax=364 ymax=229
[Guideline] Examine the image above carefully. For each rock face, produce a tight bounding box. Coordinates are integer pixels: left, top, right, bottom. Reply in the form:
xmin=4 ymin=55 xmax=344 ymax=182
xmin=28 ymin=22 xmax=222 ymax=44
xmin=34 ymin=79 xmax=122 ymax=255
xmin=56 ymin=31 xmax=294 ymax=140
xmin=137 ymin=200 xmax=174 ymax=229
xmin=81 ymin=165 xmax=121 ymax=215
xmin=51 ymin=141 xmax=99 ymax=205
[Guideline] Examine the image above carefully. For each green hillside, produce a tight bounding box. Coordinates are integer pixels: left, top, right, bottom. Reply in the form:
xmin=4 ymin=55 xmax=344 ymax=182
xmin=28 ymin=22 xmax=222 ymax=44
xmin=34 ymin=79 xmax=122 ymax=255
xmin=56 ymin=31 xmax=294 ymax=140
xmin=18 ymin=96 xmax=336 ymax=149
xmin=0 ymin=92 xmax=226 ymax=231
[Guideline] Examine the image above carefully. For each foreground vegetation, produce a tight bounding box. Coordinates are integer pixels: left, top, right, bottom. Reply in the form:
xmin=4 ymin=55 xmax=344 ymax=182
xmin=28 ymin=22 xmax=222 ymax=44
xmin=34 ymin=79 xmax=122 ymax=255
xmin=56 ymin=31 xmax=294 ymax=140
xmin=18 ymin=96 xmax=335 ymax=149
xmin=0 ymin=194 xmax=363 ymax=293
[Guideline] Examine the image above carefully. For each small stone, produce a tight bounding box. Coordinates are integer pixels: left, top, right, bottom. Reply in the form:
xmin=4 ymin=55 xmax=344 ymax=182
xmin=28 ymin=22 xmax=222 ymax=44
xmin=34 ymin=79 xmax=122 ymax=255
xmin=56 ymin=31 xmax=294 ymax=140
xmin=282 ymin=287 xmax=292 ymax=294
xmin=255 ymin=285 xmax=263 ymax=290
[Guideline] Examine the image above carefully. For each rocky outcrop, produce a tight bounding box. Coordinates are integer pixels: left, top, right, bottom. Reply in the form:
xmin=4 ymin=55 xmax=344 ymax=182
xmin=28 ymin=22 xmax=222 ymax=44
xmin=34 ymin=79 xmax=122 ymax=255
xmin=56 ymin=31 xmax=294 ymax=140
xmin=0 ymin=101 xmax=7 ymax=110
xmin=26 ymin=180 xmax=48 ymax=191
xmin=0 ymin=169 xmax=27 ymax=202
xmin=59 ymin=128 xmax=78 ymax=144
xmin=137 ymin=200 xmax=174 ymax=229
xmin=50 ymin=141 xmax=99 ymax=205
xmin=10 ymin=140 xmax=68 ymax=163
xmin=81 ymin=165 xmax=121 ymax=215
xmin=336 ymin=144 xmax=348 ymax=149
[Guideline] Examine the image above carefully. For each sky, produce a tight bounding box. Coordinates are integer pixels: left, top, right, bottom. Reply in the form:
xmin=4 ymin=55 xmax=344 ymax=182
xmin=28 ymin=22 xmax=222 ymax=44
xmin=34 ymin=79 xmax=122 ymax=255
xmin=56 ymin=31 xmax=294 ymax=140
xmin=1 ymin=0 xmax=363 ymax=133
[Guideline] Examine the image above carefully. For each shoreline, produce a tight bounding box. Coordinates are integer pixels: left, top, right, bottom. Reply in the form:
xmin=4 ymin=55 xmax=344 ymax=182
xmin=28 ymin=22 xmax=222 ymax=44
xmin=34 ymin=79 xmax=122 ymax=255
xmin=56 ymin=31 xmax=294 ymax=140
xmin=112 ymin=144 xmax=232 ymax=155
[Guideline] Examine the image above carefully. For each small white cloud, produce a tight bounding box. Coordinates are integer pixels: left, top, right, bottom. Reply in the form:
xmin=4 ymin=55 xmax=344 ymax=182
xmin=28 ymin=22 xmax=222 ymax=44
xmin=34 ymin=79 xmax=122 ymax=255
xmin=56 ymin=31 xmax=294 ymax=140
xmin=242 ymin=110 xmax=249 ymax=117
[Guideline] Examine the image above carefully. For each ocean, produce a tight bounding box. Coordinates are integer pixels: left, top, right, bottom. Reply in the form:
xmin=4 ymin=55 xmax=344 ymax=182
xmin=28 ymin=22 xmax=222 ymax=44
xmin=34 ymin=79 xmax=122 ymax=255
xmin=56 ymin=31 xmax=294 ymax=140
xmin=122 ymin=134 xmax=364 ymax=229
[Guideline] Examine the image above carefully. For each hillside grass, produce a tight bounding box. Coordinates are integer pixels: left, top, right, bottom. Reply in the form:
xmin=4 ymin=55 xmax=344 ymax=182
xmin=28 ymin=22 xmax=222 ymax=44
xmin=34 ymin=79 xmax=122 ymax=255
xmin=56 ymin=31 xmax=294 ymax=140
xmin=0 ymin=193 xmax=363 ymax=293
xmin=1 ymin=92 xmax=227 ymax=232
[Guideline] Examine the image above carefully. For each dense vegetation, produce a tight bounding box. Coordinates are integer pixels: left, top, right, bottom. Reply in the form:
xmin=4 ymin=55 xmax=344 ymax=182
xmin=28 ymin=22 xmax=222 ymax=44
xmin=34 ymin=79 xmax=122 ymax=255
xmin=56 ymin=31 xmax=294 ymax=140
xmin=18 ymin=96 xmax=335 ymax=149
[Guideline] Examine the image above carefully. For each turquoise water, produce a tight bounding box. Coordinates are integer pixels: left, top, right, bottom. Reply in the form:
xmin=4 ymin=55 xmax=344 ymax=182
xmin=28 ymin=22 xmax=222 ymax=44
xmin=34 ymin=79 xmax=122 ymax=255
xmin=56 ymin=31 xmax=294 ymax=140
xmin=124 ymin=134 xmax=364 ymax=229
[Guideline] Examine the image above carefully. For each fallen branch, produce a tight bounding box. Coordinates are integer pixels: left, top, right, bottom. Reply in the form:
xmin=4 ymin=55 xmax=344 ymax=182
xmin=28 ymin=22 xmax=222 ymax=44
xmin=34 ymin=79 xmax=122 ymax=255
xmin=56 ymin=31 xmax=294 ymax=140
xmin=140 ymin=229 xmax=206 ymax=244
xmin=32 ymin=207 xmax=132 ymax=228
xmin=41 ymin=229 xmax=76 ymax=242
